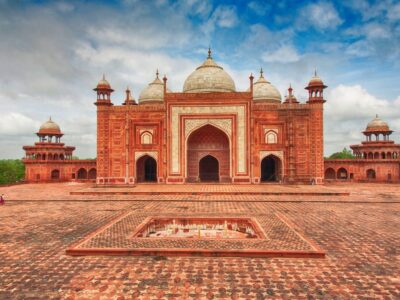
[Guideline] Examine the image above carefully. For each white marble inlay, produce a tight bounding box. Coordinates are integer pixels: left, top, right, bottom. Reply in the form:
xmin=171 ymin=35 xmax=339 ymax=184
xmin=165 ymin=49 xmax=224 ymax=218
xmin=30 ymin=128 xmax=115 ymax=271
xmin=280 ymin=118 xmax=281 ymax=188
xmin=170 ymin=105 xmax=246 ymax=173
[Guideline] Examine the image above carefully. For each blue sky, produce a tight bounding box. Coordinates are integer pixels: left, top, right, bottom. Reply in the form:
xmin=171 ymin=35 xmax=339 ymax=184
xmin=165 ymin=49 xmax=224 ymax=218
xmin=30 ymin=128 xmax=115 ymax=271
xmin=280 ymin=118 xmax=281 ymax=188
xmin=0 ymin=0 xmax=400 ymax=158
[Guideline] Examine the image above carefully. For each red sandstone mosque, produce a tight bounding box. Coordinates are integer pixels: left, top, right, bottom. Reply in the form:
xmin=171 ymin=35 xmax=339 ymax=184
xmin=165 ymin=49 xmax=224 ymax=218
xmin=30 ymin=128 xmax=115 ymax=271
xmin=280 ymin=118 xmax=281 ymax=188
xmin=22 ymin=50 xmax=400 ymax=184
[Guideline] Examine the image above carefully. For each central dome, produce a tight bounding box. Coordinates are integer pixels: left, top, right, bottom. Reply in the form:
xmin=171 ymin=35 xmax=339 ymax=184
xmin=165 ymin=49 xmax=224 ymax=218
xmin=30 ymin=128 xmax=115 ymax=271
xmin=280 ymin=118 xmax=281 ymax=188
xmin=183 ymin=50 xmax=236 ymax=93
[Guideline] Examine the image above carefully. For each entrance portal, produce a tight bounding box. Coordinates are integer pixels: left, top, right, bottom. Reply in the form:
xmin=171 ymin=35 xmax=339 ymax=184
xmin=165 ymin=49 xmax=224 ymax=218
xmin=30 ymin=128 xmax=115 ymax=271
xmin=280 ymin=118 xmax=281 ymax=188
xmin=136 ymin=155 xmax=157 ymax=183
xmin=199 ymin=155 xmax=219 ymax=182
xmin=187 ymin=124 xmax=230 ymax=182
xmin=261 ymin=155 xmax=281 ymax=182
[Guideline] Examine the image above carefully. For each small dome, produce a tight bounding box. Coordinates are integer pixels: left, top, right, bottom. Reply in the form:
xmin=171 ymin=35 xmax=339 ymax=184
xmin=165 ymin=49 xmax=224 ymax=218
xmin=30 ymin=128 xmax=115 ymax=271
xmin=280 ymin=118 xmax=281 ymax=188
xmin=96 ymin=74 xmax=112 ymax=90
xmin=249 ymin=69 xmax=281 ymax=103
xmin=183 ymin=49 xmax=236 ymax=93
xmin=307 ymin=70 xmax=325 ymax=87
xmin=39 ymin=117 xmax=61 ymax=134
xmin=139 ymin=71 xmax=166 ymax=103
xmin=366 ymin=115 xmax=390 ymax=132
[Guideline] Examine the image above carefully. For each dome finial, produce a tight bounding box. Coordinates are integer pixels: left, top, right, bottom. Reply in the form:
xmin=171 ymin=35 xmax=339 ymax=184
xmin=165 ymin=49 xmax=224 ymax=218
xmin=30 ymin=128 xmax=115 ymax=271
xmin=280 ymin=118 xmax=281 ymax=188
xmin=314 ymin=68 xmax=317 ymax=77
xmin=376 ymin=114 xmax=378 ymax=118
xmin=102 ymin=73 xmax=106 ymax=80
xmin=156 ymin=69 xmax=159 ymax=78
xmin=288 ymin=84 xmax=293 ymax=96
xmin=49 ymin=116 xmax=52 ymax=121
xmin=260 ymin=67 xmax=264 ymax=78
xmin=208 ymin=46 xmax=212 ymax=59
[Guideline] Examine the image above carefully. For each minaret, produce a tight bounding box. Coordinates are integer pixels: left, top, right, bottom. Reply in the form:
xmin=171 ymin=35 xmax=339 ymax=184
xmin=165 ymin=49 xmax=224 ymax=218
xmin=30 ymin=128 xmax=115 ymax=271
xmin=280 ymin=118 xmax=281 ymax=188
xmin=305 ymin=70 xmax=327 ymax=184
xmin=94 ymin=75 xmax=114 ymax=184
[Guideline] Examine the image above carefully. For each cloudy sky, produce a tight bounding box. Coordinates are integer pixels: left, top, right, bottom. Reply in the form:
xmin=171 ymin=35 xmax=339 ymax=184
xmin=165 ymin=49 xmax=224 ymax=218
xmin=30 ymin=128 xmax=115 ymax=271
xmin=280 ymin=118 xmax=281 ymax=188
xmin=1 ymin=0 xmax=400 ymax=159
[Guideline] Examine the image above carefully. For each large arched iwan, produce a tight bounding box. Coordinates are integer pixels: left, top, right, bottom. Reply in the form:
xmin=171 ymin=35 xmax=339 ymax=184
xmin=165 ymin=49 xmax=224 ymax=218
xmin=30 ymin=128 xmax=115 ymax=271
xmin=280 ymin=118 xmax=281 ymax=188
xmin=186 ymin=124 xmax=230 ymax=182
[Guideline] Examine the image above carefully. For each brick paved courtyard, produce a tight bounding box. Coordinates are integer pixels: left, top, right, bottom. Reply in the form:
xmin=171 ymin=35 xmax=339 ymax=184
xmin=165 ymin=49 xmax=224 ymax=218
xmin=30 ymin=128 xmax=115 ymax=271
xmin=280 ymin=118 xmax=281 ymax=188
xmin=0 ymin=183 xmax=399 ymax=299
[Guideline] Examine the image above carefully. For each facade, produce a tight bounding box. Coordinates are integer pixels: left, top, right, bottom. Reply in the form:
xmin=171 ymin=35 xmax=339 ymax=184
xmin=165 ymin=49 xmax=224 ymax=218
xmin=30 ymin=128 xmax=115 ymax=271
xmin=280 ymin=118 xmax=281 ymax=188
xmin=324 ymin=116 xmax=400 ymax=182
xmin=95 ymin=50 xmax=327 ymax=185
xmin=22 ymin=118 xmax=96 ymax=182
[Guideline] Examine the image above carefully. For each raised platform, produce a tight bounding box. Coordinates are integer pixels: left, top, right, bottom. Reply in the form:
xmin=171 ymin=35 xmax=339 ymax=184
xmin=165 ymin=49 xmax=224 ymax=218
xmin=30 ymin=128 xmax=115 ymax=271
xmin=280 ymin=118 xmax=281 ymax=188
xmin=70 ymin=184 xmax=349 ymax=197
xmin=66 ymin=210 xmax=325 ymax=258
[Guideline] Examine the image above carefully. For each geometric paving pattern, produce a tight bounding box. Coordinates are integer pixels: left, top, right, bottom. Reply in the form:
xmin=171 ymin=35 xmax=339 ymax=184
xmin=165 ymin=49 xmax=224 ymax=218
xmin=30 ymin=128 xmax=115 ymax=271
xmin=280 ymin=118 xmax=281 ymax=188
xmin=0 ymin=192 xmax=399 ymax=298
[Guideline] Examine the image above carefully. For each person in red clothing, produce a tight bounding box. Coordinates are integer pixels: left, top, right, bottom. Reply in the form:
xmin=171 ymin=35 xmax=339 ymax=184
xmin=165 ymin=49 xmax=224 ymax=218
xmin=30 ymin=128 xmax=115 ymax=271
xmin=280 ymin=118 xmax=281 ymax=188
xmin=0 ymin=194 xmax=5 ymax=205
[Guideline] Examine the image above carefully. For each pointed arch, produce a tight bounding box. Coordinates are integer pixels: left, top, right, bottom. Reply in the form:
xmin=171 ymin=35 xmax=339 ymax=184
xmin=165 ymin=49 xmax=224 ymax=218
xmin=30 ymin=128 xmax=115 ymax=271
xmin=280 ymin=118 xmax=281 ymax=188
xmin=265 ymin=130 xmax=277 ymax=144
xmin=136 ymin=155 xmax=157 ymax=182
xmin=324 ymin=168 xmax=335 ymax=180
xmin=140 ymin=131 xmax=153 ymax=144
xmin=260 ymin=155 xmax=282 ymax=182
xmin=186 ymin=124 xmax=230 ymax=182
xmin=51 ymin=169 xmax=60 ymax=180
xmin=77 ymin=168 xmax=88 ymax=180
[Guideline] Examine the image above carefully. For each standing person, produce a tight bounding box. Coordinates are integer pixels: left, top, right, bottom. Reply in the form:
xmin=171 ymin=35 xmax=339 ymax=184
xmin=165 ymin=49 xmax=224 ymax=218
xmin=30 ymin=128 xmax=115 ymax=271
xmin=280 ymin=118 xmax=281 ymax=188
xmin=0 ymin=194 xmax=5 ymax=205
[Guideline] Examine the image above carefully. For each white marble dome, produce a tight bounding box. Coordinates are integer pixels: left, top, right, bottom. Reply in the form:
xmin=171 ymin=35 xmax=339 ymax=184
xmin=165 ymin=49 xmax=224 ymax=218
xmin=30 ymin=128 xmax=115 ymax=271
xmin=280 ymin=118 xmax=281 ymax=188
xmin=249 ymin=71 xmax=281 ymax=103
xmin=138 ymin=73 xmax=165 ymax=104
xmin=183 ymin=51 xmax=236 ymax=93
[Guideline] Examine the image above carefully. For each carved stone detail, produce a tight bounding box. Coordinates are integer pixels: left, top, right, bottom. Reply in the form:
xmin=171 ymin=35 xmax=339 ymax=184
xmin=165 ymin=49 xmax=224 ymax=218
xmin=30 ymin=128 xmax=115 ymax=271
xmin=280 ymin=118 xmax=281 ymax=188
xmin=170 ymin=105 xmax=246 ymax=173
xmin=185 ymin=119 xmax=232 ymax=138
xmin=260 ymin=150 xmax=283 ymax=161
xmin=135 ymin=151 xmax=158 ymax=162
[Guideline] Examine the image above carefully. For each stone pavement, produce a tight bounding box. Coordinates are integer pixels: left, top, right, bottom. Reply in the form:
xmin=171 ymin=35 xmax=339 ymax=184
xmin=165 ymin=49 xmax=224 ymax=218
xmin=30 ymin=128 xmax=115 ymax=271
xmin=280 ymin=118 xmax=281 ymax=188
xmin=1 ymin=182 xmax=400 ymax=202
xmin=0 ymin=183 xmax=399 ymax=299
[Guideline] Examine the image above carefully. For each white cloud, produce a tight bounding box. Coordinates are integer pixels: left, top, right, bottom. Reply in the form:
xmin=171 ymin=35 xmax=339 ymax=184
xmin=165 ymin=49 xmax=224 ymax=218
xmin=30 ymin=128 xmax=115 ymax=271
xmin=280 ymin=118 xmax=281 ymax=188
xmin=262 ymin=45 xmax=301 ymax=63
xmin=387 ymin=3 xmax=400 ymax=21
xmin=0 ymin=113 xmax=41 ymax=136
xmin=202 ymin=5 xmax=238 ymax=35
xmin=324 ymin=84 xmax=400 ymax=155
xmin=247 ymin=1 xmax=270 ymax=16
xmin=298 ymin=2 xmax=343 ymax=31
xmin=326 ymin=84 xmax=397 ymax=121
xmin=363 ymin=23 xmax=391 ymax=39
xmin=345 ymin=40 xmax=373 ymax=57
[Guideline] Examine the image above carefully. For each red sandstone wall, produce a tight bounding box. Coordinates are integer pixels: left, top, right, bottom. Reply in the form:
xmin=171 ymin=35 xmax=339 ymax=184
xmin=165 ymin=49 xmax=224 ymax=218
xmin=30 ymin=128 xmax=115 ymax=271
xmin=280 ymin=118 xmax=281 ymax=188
xmin=324 ymin=159 xmax=400 ymax=182
xmin=23 ymin=160 xmax=96 ymax=182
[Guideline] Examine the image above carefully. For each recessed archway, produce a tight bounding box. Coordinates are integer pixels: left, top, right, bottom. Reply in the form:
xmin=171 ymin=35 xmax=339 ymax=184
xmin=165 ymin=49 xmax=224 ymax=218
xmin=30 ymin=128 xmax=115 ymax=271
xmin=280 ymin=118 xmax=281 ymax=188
xmin=324 ymin=168 xmax=335 ymax=180
xmin=77 ymin=168 xmax=87 ymax=180
xmin=136 ymin=155 xmax=157 ymax=183
xmin=199 ymin=155 xmax=219 ymax=182
xmin=337 ymin=167 xmax=348 ymax=180
xmin=51 ymin=169 xmax=60 ymax=180
xmin=366 ymin=169 xmax=376 ymax=180
xmin=88 ymin=168 xmax=97 ymax=180
xmin=260 ymin=155 xmax=281 ymax=182
xmin=186 ymin=124 xmax=230 ymax=182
